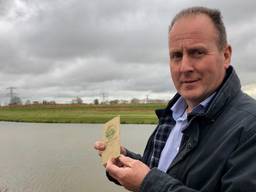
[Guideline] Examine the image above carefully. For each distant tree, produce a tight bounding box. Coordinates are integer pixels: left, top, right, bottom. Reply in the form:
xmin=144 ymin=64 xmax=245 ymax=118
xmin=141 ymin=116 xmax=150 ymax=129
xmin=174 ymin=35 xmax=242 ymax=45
xmin=25 ymin=99 xmax=31 ymax=105
xmin=78 ymin=97 xmax=83 ymax=104
xmin=110 ymin=99 xmax=119 ymax=105
xmin=9 ymin=96 xmax=22 ymax=105
xmin=72 ymin=97 xmax=83 ymax=104
xmin=33 ymin=101 xmax=40 ymax=105
xmin=131 ymin=98 xmax=140 ymax=104
xmin=49 ymin=100 xmax=56 ymax=105
xmin=94 ymin=99 xmax=99 ymax=105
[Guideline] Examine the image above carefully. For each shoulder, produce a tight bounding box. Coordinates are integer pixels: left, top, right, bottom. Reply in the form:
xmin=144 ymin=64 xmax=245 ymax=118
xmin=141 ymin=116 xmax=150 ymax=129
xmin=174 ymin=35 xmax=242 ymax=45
xmin=233 ymin=92 xmax=256 ymax=118
xmin=231 ymin=92 xmax=256 ymax=141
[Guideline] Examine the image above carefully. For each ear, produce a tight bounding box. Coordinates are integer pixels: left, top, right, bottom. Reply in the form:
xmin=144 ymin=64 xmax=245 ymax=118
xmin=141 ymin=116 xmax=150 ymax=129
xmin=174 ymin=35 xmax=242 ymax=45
xmin=223 ymin=45 xmax=232 ymax=69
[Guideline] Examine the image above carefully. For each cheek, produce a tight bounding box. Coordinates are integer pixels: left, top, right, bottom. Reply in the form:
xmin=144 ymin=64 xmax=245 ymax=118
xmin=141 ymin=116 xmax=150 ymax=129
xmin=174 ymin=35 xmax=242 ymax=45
xmin=170 ymin=68 xmax=181 ymax=90
xmin=202 ymin=67 xmax=224 ymax=89
xmin=170 ymin=63 xmax=179 ymax=76
xmin=170 ymin=66 xmax=178 ymax=81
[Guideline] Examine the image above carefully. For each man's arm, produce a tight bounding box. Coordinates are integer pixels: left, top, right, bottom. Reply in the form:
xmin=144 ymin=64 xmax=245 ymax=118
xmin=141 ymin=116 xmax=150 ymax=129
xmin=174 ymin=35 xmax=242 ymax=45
xmin=106 ymin=155 xmax=200 ymax=192
xmin=106 ymin=125 xmax=256 ymax=192
xmin=220 ymin=125 xmax=256 ymax=191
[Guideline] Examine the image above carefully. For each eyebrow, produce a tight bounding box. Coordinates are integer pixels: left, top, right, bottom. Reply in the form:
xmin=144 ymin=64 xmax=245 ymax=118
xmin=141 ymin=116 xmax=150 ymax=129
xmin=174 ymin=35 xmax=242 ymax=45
xmin=170 ymin=45 xmax=207 ymax=52
xmin=188 ymin=47 xmax=207 ymax=52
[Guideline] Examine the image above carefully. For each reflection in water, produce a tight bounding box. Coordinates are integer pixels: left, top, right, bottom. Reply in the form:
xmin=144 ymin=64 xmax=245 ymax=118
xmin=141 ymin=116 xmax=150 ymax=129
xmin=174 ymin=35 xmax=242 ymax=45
xmin=0 ymin=122 xmax=155 ymax=192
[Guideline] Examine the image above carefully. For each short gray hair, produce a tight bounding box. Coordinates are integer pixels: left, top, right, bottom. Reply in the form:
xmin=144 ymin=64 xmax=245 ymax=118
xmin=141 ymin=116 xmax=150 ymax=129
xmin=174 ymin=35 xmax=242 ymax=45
xmin=169 ymin=6 xmax=227 ymax=51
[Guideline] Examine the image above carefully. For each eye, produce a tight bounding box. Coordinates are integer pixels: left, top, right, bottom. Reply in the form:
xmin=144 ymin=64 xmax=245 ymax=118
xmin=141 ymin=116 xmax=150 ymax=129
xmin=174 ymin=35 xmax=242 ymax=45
xmin=170 ymin=51 xmax=183 ymax=61
xmin=189 ymin=48 xmax=206 ymax=58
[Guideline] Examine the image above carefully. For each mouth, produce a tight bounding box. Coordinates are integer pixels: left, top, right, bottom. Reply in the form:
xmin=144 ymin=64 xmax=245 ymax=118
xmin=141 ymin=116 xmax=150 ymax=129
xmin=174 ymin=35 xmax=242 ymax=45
xmin=181 ymin=79 xmax=200 ymax=84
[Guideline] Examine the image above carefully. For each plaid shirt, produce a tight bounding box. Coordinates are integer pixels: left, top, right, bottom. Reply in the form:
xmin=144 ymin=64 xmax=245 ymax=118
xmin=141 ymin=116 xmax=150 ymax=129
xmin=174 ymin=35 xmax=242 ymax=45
xmin=149 ymin=111 xmax=176 ymax=168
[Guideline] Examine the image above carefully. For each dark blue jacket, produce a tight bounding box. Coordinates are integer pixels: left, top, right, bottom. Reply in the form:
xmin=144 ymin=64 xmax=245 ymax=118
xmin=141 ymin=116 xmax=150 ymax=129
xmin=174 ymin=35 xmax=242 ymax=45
xmin=109 ymin=66 xmax=256 ymax=191
xmin=138 ymin=66 xmax=256 ymax=191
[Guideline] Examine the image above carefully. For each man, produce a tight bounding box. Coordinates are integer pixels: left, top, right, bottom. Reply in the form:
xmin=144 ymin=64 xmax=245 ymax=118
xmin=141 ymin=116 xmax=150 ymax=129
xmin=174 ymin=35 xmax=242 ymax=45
xmin=94 ymin=6 xmax=256 ymax=192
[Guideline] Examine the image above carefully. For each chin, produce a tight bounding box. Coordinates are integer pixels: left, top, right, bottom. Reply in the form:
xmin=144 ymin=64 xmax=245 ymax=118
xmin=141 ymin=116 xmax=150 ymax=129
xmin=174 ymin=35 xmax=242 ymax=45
xmin=180 ymin=91 xmax=203 ymax=104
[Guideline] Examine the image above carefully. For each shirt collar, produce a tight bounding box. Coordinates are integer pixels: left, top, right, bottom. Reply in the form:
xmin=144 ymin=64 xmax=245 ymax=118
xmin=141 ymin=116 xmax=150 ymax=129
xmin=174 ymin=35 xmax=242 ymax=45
xmin=200 ymin=93 xmax=216 ymax=108
xmin=171 ymin=93 xmax=216 ymax=121
xmin=171 ymin=97 xmax=187 ymax=121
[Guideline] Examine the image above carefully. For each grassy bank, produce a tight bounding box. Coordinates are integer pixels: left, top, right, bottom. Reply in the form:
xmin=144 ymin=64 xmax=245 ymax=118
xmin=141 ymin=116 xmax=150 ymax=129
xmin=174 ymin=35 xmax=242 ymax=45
xmin=0 ymin=103 xmax=167 ymax=124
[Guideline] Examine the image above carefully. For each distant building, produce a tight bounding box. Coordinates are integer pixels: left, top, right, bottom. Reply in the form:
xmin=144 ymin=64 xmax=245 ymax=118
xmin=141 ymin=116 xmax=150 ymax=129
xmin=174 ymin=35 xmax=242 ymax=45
xmin=130 ymin=98 xmax=140 ymax=104
xmin=72 ymin=97 xmax=83 ymax=104
xmin=42 ymin=100 xmax=56 ymax=105
xmin=33 ymin=101 xmax=40 ymax=105
xmin=119 ymin=100 xmax=129 ymax=104
xmin=109 ymin=99 xmax=119 ymax=105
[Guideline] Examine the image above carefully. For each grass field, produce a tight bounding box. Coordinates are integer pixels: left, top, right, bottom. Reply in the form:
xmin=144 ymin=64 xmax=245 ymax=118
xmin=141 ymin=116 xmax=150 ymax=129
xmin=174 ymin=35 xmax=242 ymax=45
xmin=0 ymin=103 xmax=167 ymax=124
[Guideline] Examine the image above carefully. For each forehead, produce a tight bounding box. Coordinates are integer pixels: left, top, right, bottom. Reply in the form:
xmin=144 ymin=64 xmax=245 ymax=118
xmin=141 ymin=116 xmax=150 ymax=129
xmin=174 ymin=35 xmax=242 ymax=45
xmin=169 ymin=14 xmax=218 ymax=49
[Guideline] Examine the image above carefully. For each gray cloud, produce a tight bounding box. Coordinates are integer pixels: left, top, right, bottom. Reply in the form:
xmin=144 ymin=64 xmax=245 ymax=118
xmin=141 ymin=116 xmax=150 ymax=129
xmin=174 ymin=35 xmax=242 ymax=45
xmin=0 ymin=0 xmax=256 ymax=104
xmin=0 ymin=0 xmax=14 ymax=17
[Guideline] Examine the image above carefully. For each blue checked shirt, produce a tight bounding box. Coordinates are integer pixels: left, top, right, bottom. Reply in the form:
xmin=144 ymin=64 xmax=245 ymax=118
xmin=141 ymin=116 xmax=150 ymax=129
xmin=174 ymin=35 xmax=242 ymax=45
xmin=150 ymin=94 xmax=215 ymax=171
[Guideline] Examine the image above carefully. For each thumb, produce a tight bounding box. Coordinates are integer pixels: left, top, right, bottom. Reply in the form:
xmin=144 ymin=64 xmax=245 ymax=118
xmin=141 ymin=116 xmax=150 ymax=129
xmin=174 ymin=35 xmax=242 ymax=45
xmin=118 ymin=155 xmax=134 ymax=167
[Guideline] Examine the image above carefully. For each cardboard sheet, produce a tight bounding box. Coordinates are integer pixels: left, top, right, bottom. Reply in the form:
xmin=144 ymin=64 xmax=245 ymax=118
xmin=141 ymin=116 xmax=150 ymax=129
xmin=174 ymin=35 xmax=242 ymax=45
xmin=101 ymin=116 xmax=121 ymax=165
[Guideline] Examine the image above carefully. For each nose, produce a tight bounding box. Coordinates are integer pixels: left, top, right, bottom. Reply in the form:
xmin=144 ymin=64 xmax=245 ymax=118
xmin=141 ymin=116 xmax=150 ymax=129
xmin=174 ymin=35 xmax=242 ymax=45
xmin=180 ymin=54 xmax=194 ymax=73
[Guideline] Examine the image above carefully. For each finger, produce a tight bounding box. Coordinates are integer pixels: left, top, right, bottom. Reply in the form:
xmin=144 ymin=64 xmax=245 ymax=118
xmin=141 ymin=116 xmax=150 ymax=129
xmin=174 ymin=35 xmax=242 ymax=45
xmin=118 ymin=155 xmax=134 ymax=167
xmin=106 ymin=158 xmax=123 ymax=179
xmin=114 ymin=157 xmax=125 ymax=167
xmin=94 ymin=141 xmax=106 ymax=150
xmin=120 ymin=146 xmax=127 ymax=155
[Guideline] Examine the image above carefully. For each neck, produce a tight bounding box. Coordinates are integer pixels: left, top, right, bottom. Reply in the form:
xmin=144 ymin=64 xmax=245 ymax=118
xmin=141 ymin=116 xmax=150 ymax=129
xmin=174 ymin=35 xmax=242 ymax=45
xmin=186 ymin=105 xmax=193 ymax=113
xmin=185 ymin=99 xmax=200 ymax=113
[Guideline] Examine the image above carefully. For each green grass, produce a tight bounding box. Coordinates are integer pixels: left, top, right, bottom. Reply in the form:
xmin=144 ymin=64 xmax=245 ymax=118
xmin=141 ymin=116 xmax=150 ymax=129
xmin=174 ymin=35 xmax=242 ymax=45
xmin=0 ymin=103 xmax=167 ymax=124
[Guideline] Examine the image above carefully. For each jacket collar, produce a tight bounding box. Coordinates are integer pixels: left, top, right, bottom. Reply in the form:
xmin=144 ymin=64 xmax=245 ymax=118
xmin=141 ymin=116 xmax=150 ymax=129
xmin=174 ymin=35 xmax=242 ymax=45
xmin=156 ymin=66 xmax=241 ymax=122
xmin=203 ymin=66 xmax=241 ymax=120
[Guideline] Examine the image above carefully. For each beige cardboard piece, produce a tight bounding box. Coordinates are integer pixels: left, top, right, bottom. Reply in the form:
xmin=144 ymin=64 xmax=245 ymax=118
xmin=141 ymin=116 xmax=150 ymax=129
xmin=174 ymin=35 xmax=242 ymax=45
xmin=101 ymin=116 xmax=121 ymax=165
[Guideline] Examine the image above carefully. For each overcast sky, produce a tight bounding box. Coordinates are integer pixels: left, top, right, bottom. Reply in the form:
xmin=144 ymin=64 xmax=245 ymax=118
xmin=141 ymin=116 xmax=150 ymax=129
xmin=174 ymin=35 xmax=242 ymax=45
xmin=0 ymin=0 xmax=256 ymax=104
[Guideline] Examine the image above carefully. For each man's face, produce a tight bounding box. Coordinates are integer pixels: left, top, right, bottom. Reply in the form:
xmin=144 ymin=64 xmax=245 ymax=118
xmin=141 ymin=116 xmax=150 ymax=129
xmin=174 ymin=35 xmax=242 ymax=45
xmin=169 ymin=14 xmax=231 ymax=109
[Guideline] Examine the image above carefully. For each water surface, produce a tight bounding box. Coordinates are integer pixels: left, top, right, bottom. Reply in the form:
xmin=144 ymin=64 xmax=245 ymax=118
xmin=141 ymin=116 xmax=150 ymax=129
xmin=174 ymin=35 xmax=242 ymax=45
xmin=0 ymin=122 xmax=155 ymax=192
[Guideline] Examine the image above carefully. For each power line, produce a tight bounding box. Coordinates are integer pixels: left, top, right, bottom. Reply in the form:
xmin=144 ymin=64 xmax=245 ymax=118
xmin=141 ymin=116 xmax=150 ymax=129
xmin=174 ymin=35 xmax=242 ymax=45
xmin=101 ymin=92 xmax=108 ymax=103
xmin=146 ymin=94 xmax=149 ymax=104
xmin=7 ymin=87 xmax=17 ymax=100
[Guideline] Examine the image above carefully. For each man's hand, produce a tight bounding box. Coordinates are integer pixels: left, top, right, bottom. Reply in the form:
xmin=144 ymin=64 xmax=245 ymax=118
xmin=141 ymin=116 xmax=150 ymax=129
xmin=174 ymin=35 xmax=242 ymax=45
xmin=106 ymin=155 xmax=150 ymax=192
